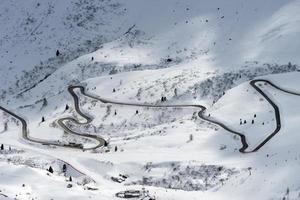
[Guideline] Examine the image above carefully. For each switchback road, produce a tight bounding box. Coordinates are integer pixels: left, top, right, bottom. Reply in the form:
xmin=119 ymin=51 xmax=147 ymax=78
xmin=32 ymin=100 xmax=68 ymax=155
xmin=1 ymin=79 xmax=300 ymax=153
xmin=70 ymin=79 xmax=300 ymax=153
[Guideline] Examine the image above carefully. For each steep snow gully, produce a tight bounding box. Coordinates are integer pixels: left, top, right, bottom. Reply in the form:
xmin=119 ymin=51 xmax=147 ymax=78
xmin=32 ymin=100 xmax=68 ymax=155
xmin=0 ymin=79 xmax=299 ymax=153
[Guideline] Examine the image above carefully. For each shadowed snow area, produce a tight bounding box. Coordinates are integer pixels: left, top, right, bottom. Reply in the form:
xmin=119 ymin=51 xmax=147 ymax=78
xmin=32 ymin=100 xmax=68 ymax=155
xmin=1 ymin=0 xmax=300 ymax=199
xmin=1 ymin=0 xmax=300 ymax=102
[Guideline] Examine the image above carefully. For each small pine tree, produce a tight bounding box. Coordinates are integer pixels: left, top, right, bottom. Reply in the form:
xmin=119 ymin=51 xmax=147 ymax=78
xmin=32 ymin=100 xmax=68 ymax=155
xmin=69 ymin=176 xmax=72 ymax=182
xmin=4 ymin=122 xmax=8 ymax=131
xmin=244 ymin=120 xmax=247 ymax=124
xmin=251 ymin=119 xmax=254 ymax=124
xmin=42 ymin=98 xmax=48 ymax=107
xmin=56 ymin=50 xmax=60 ymax=56
xmin=113 ymin=88 xmax=116 ymax=93
xmin=41 ymin=117 xmax=45 ymax=122
xmin=104 ymin=141 xmax=108 ymax=147
xmin=254 ymin=114 xmax=256 ymax=118
xmin=62 ymin=164 xmax=67 ymax=173
xmin=220 ymin=178 xmax=224 ymax=186
xmin=65 ymin=104 xmax=69 ymax=111
xmin=0 ymin=144 xmax=4 ymax=150
xmin=174 ymin=88 xmax=178 ymax=97
xmin=114 ymin=110 xmax=117 ymax=115
xmin=135 ymin=110 xmax=139 ymax=114
xmin=48 ymin=166 xmax=54 ymax=173
xmin=91 ymin=57 xmax=94 ymax=61
xmin=248 ymin=167 xmax=252 ymax=175
xmin=115 ymin=146 xmax=118 ymax=152
xmin=189 ymin=134 xmax=193 ymax=141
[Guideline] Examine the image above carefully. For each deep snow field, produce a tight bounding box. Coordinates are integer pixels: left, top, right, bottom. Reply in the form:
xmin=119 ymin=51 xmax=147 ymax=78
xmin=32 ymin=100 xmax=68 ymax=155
xmin=1 ymin=0 xmax=300 ymax=199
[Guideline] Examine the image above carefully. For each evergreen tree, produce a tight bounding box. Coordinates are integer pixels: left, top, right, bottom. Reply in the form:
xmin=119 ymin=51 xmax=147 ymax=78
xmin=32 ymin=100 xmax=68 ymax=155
xmin=69 ymin=176 xmax=72 ymax=182
xmin=91 ymin=57 xmax=94 ymax=61
xmin=136 ymin=110 xmax=139 ymax=114
xmin=104 ymin=141 xmax=108 ymax=147
xmin=254 ymin=114 xmax=256 ymax=118
xmin=174 ymin=88 xmax=178 ymax=97
xmin=41 ymin=116 xmax=45 ymax=122
xmin=62 ymin=164 xmax=67 ymax=173
xmin=56 ymin=50 xmax=60 ymax=56
xmin=244 ymin=120 xmax=247 ymax=124
xmin=114 ymin=110 xmax=117 ymax=115
xmin=114 ymin=146 xmax=118 ymax=152
xmin=48 ymin=166 xmax=54 ymax=173
xmin=251 ymin=119 xmax=254 ymax=124
xmin=42 ymin=98 xmax=48 ymax=107
xmin=0 ymin=144 xmax=4 ymax=150
xmin=3 ymin=122 xmax=7 ymax=131
xmin=113 ymin=88 xmax=116 ymax=93
xmin=65 ymin=104 xmax=69 ymax=111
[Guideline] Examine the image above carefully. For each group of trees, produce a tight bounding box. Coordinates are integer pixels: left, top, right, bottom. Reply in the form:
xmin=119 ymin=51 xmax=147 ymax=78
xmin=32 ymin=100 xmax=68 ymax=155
xmin=240 ymin=114 xmax=260 ymax=125
xmin=111 ymin=108 xmax=140 ymax=117
xmin=47 ymin=164 xmax=72 ymax=181
xmin=161 ymin=96 xmax=167 ymax=102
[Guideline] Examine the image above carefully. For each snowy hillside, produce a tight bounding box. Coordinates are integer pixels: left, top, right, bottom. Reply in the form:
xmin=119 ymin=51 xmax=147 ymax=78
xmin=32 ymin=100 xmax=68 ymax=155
xmin=2 ymin=0 xmax=300 ymax=101
xmin=1 ymin=0 xmax=300 ymax=199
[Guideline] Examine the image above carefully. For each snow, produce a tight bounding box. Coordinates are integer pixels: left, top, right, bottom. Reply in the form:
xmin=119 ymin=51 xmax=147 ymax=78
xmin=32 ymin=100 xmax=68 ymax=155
xmin=1 ymin=0 xmax=300 ymax=199
xmin=1 ymin=71 xmax=300 ymax=199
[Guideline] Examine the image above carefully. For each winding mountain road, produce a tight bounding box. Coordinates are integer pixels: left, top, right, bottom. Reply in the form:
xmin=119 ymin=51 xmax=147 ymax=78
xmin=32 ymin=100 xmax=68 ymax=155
xmin=70 ymin=79 xmax=300 ymax=153
xmin=1 ymin=78 xmax=299 ymax=153
xmin=0 ymin=88 xmax=106 ymax=150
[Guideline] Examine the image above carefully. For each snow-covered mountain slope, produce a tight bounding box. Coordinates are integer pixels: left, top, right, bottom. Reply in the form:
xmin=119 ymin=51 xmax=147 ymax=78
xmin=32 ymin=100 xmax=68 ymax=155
xmin=1 ymin=0 xmax=300 ymax=199
xmin=1 ymin=69 xmax=300 ymax=199
xmin=2 ymin=0 xmax=300 ymax=101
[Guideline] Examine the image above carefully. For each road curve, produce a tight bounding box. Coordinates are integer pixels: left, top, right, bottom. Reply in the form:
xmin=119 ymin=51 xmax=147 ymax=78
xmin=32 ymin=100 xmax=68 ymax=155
xmin=1 ymin=78 xmax=300 ymax=153
xmin=0 ymin=105 xmax=93 ymax=178
xmin=0 ymin=87 xmax=106 ymax=150
xmin=73 ymin=79 xmax=300 ymax=153
xmin=56 ymin=86 xmax=106 ymax=150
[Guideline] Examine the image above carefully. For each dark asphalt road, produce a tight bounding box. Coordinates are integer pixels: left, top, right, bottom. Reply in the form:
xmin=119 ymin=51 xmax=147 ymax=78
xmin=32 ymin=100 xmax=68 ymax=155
xmin=1 ymin=79 xmax=299 ymax=153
